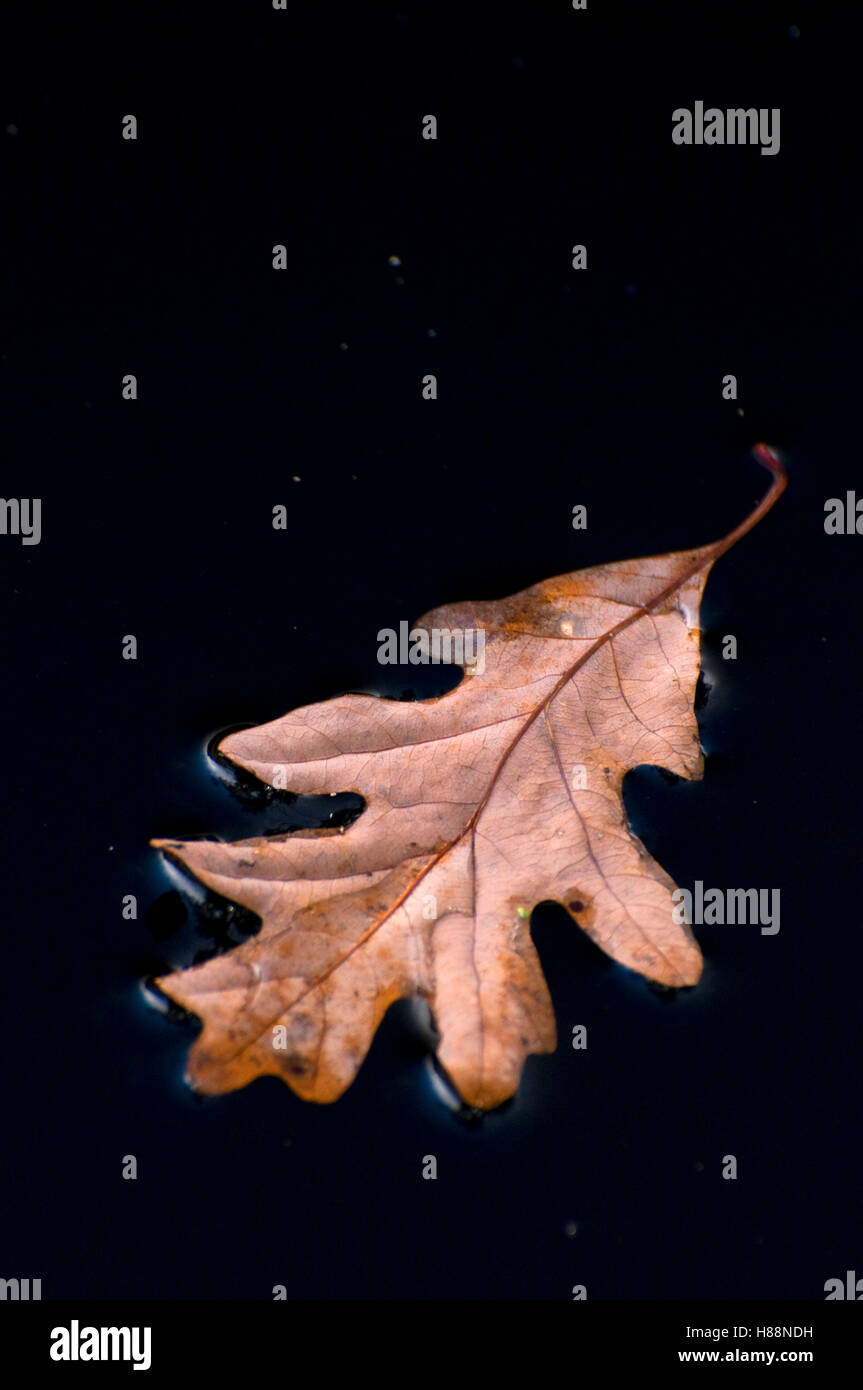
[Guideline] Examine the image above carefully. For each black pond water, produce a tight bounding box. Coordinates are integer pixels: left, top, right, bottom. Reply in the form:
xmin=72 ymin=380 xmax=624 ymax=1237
xmin=2 ymin=3 xmax=860 ymax=1300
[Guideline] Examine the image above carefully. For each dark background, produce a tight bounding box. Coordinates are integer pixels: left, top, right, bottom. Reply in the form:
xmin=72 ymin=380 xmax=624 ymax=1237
xmin=1 ymin=2 xmax=860 ymax=1300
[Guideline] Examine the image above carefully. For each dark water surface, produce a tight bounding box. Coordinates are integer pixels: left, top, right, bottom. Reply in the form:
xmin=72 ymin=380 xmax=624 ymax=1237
xmin=1 ymin=2 xmax=860 ymax=1299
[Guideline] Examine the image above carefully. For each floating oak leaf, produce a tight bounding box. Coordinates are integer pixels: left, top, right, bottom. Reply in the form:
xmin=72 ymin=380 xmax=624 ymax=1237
xmin=152 ymin=446 xmax=785 ymax=1109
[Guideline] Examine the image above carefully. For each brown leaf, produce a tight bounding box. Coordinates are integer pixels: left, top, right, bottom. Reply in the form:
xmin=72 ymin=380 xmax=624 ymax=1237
xmin=152 ymin=446 xmax=785 ymax=1109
